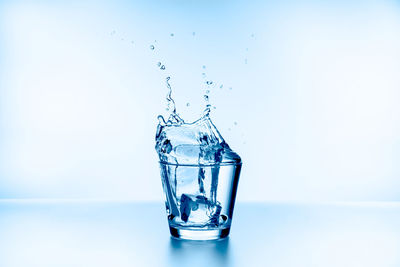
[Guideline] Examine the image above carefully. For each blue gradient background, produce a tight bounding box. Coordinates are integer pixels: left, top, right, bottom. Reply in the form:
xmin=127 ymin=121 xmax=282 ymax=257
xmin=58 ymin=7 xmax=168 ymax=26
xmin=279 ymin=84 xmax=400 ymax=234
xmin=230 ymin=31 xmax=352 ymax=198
xmin=1 ymin=0 xmax=400 ymax=202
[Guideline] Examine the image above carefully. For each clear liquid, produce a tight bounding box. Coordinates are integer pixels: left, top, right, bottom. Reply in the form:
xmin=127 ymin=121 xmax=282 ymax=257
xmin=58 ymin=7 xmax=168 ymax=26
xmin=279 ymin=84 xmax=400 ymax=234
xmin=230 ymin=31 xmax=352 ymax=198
xmin=155 ymin=59 xmax=241 ymax=235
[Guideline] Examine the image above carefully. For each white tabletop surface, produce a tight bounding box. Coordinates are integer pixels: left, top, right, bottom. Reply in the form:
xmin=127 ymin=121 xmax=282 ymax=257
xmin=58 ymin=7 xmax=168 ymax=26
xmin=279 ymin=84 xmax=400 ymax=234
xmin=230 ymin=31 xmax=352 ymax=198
xmin=0 ymin=200 xmax=399 ymax=267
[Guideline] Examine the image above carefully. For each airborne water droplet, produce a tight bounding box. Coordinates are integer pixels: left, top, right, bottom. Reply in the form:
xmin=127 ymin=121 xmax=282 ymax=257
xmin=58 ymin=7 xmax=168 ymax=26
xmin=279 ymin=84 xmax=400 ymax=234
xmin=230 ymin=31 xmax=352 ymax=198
xmin=192 ymin=32 xmax=196 ymax=36
xmin=234 ymin=122 xmax=238 ymax=125
xmin=160 ymin=65 xmax=165 ymax=70
xmin=204 ymin=95 xmax=209 ymax=101
xmin=206 ymin=81 xmax=213 ymax=85
xmin=220 ymin=85 xmax=223 ymax=89
xmin=186 ymin=103 xmax=190 ymax=107
xmin=150 ymin=45 xmax=155 ymax=50
xmin=229 ymin=87 xmax=232 ymax=90
xmin=202 ymin=65 xmax=206 ymax=69
xmin=157 ymin=62 xmax=162 ymax=67
xmin=206 ymin=90 xmax=210 ymax=94
xmin=170 ymin=33 xmax=174 ymax=37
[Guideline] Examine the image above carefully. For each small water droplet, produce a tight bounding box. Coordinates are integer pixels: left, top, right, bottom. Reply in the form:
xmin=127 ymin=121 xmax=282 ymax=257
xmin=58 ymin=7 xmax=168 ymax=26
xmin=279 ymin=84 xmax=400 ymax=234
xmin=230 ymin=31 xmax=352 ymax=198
xmin=150 ymin=45 xmax=155 ymax=50
xmin=206 ymin=90 xmax=210 ymax=94
xmin=170 ymin=33 xmax=174 ymax=37
xmin=246 ymin=48 xmax=249 ymax=51
xmin=110 ymin=30 xmax=116 ymax=35
xmin=166 ymin=76 xmax=170 ymax=81
xmin=229 ymin=87 xmax=232 ymax=90
xmin=204 ymin=95 xmax=209 ymax=101
xmin=131 ymin=41 xmax=134 ymax=44
xmin=220 ymin=85 xmax=223 ymax=89
xmin=245 ymin=58 xmax=248 ymax=64
xmin=157 ymin=62 xmax=161 ymax=67
xmin=228 ymin=128 xmax=232 ymax=131
xmin=154 ymin=40 xmax=157 ymax=43
xmin=160 ymin=65 xmax=165 ymax=70
xmin=186 ymin=103 xmax=190 ymax=107
xmin=234 ymin=121 xmax=238 ymax=125
xmin=192 ymin=32 xmax=196 ymax=36
xmin=251 ymin=33 xmax=255 ymax=38
xmin=213 ymin=106 xmax=216 ymax=110
xmin=121 ymin=38 xmax=124 ymax=41
xmin=202 ymin=65 xmax=206 ymax=69
xmin=206 ymin=81 xmax=213 ymax=85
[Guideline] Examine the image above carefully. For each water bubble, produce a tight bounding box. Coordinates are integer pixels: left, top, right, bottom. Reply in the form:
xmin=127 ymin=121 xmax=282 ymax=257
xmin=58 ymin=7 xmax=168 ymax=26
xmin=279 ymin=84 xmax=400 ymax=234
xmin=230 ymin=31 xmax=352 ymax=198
xmin=160 ymin=65 xmax=166 ymax=70
xmin=150 ymin=45 xmax=155 ymax=50
xmin=204 ymin=95 xmax=209 ymax=101
xmin=157 ymin=62 xmax=162 ymax=67
xmin=186 ymin=103 xmax=190 ymax=107
xmin=206 ymin=90 xmax=210 ymax=94
xmin=170 ymin=33 xmax=174 ymax=37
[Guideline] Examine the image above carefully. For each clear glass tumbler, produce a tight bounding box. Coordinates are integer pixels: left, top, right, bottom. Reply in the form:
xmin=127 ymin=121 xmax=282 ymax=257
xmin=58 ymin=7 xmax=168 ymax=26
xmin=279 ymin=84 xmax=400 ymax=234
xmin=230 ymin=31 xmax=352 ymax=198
xmin=159 ymin=161 xmax=241 ymax=240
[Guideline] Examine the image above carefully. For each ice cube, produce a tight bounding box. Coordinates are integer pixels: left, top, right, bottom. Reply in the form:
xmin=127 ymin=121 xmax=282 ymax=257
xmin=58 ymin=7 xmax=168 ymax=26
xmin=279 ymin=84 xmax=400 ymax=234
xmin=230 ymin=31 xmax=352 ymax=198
xmin=179 ymin=194 xmax=222 ymax=226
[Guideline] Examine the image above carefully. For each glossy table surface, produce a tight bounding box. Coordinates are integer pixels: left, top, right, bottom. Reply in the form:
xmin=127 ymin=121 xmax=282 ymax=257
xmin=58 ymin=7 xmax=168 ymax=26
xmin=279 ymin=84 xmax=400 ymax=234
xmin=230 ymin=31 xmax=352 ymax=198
xmin=0 ymin=200 xmax=399 ymax=267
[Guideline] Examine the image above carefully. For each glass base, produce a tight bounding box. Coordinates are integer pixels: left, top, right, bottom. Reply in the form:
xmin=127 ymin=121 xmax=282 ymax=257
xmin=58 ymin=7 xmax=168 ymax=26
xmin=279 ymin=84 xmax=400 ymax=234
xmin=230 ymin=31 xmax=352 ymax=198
xmin=169 ymin=226 xmax=230 ymax=240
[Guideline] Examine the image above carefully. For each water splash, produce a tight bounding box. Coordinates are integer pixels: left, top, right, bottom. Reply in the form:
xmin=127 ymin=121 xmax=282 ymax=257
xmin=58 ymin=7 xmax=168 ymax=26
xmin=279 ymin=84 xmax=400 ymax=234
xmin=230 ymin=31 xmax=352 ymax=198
xmin=166 ymin=77 xmax=176 ymax=115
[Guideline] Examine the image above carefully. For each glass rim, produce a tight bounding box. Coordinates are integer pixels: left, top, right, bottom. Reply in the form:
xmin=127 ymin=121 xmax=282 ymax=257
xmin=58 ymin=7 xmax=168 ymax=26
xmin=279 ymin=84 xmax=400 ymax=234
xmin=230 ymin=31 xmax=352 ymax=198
xmin=159 ymin=160 xmax=242 ymax=167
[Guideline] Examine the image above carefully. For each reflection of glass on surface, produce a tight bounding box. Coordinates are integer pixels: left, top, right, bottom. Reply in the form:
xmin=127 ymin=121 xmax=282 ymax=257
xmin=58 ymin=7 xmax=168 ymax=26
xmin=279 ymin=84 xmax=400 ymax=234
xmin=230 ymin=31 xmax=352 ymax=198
xmin=168 ymin=237 xmax=231 ymax=267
